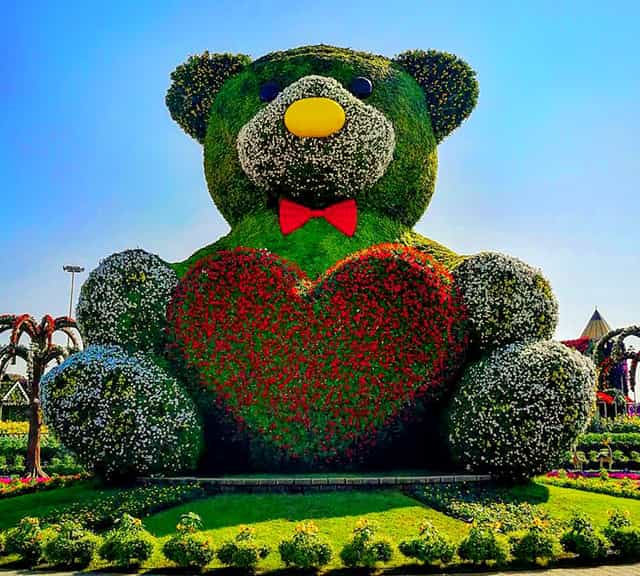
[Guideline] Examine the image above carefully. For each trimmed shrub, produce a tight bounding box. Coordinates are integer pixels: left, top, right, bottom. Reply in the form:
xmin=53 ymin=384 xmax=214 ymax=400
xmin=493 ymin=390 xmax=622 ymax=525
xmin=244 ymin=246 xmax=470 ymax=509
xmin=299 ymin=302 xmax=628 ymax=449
xmin=76 ymin=249 xmax=177 ymax=353
xmin=4 ymin=517 xmax=54 ymax=567
xmin=458 ymin=525 xmax=508 ymax=565
xmin=339 ymin=519 xmax=393 ymax=568
xmin=162 ymin=513 xmax=214 ymax=571
xmin=454 ymin=252 xmax=558 ymax=349
xmin=98 ymin=514 xmax=155 ymax=567
xmin=44 ymin=521 xmax=99 ymax=568
xmin=604 ymin=509 xmax=633 ymax=537
xmin=278 ymin=521 xmax=332 ymax=569
xmin=41 ymin=345 xmax=202 ymax=480
xmin=509 ymin=522 xmax=560 ymax=564
xmin=608 ymin=526 xmax=640 ymax=559
xmin=560 ymin=513 xmax=609 ymax=560
xmin=217 ymin=526 xmax=271 ymax=570
xmin=577 ymin=433 xmax=640 ymax=454
xmin=398 ymin=519 xmax=455 ymax=565
xmin=448 ymin=340 xmax=595 ymax=479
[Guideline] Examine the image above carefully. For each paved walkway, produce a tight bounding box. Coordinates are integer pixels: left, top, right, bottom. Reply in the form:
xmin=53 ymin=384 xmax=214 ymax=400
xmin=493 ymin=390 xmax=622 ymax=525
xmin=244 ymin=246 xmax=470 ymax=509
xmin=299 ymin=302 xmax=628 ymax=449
xmin=2 ymin=564 xmax=640 ymax=575
xmin=138 ymin=473 xmax=492 ymax=493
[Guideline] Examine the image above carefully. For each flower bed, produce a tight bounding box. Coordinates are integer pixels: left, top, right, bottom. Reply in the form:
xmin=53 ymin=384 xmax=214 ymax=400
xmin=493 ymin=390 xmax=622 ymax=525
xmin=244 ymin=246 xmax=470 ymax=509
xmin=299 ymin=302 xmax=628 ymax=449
xmin=0 ymin=422 xmax=48 ymax=436
xmin=540 ymin=472 xmax=640 ymax=499
xmin=41 ymin=483 xmax=207 ymax=530
xmin=412 ymin=482 xmax=555 ymax=533
xmin=0 ymin=474 xmax=87 ymax=499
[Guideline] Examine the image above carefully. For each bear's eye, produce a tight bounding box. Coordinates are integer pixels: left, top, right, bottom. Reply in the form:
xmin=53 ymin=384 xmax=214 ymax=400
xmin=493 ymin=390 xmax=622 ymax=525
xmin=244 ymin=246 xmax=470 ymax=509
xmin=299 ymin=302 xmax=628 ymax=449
xmin=259 ymin=81 xmax=280 ymax=102
xmin=350 ymin=76 xmax=373 ymax=99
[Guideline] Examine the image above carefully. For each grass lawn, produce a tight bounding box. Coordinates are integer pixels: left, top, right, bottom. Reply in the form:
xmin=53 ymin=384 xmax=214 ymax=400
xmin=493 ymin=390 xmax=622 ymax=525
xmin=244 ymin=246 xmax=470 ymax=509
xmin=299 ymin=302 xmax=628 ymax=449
xmin=513 ymin=482 xmax=640 ymax=527
xmin=0 ymin=481 xmax=111 ymax=530
xmin=2 ymin=481 xmax=640 ymax=572
xmin=143 ymin=490 xmax=467 ymax=571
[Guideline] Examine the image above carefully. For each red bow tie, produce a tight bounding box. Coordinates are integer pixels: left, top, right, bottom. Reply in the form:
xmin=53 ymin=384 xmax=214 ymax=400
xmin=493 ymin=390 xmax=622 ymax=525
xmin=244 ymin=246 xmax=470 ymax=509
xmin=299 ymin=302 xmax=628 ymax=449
xmin=279 ymin=198 xmax=357 ymax=237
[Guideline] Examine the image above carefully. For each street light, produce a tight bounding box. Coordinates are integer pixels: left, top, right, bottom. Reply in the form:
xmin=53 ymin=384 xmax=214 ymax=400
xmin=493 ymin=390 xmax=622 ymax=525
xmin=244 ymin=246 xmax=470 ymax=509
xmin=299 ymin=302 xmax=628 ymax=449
xmin=63 ymin=265 xmax=84 ymax=345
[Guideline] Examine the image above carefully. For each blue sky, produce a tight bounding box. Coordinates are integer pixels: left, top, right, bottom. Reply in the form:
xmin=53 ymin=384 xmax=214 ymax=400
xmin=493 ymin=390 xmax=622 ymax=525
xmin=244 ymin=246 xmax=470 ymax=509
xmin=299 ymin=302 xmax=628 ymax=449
xmin=1 ymin=0 xmax=638 ymax=340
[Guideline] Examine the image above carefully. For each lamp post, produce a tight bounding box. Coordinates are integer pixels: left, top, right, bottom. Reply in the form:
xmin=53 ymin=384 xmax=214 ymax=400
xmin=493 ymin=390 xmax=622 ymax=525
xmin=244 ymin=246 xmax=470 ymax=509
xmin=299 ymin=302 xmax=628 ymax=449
xmin=63 ymin=265 xmax=84 ymax=346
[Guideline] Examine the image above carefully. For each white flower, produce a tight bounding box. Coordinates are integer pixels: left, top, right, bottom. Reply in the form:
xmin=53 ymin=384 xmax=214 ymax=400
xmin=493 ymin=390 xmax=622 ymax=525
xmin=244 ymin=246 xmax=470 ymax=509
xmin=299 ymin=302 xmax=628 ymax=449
xmin=237 ymin=75 xmax=395 ymax=201
xmin=41 ymin=345 xmax=202 ymax=479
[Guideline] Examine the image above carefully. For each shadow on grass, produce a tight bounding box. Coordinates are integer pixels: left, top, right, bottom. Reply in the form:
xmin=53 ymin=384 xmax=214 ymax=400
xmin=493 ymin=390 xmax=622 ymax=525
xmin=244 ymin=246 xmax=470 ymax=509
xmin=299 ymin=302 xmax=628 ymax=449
xmin=145 ymin=491 xmax=420 ymax=536
xmin=499 ymin=480 xmax=551 ymax=505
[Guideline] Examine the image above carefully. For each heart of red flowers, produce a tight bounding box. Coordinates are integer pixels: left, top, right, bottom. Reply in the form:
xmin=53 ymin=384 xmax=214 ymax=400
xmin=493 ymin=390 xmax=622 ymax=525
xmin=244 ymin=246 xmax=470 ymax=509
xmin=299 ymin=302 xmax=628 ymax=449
xmin=167 ymin=244 xmax=468 ymax=464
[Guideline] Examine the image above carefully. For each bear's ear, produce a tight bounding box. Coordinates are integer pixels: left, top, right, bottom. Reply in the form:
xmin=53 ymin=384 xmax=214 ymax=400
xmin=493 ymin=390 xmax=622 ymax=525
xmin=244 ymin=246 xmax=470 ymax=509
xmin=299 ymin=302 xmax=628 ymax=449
xmin=166 ymin=51 xmax=251 ymax=143
xmin=393 ymin=49 xmax=478 ymax=143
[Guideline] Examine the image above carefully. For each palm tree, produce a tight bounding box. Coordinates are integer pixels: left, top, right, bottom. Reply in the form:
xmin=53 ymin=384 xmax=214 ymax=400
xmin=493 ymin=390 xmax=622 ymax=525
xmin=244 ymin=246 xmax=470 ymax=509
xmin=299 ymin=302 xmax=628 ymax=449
xmin=0 ymin=314 xmax=82 ymax=478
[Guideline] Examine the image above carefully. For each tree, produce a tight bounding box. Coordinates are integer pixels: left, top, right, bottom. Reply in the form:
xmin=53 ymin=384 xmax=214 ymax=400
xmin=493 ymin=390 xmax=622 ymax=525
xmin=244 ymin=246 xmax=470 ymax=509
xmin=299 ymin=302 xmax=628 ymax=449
xmin=0 ymin=314 xmax=82 ymax=478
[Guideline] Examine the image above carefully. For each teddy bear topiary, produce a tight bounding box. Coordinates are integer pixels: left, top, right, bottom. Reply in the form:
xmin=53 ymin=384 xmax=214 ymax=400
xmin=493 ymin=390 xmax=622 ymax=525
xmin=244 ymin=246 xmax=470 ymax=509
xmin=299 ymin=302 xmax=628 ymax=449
xmin=43 ymin=45 xmax=596 ymax=480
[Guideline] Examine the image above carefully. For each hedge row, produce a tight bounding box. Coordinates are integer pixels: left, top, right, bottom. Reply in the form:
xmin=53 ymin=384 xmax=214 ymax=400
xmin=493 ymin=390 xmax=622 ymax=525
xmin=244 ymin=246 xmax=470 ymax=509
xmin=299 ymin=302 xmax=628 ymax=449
xmin=577 ymin=433 xmax=640 ymax=453
xmin=3 ymin=510 xmax=640 ymax=571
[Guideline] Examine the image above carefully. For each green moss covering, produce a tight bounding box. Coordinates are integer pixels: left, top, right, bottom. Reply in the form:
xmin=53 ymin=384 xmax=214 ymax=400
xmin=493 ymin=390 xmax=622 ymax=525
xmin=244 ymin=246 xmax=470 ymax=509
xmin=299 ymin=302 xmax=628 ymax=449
xmin=203 ymin=45 xmax=437 ymax=227
xmin=171 ymin=211 xmax=461 ymax=279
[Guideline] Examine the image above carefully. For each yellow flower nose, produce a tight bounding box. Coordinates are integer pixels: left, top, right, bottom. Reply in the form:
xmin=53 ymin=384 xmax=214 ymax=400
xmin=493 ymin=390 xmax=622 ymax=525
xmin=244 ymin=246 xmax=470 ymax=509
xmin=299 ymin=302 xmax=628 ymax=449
xmin=284 ymin=97 xmax=346 ymax=138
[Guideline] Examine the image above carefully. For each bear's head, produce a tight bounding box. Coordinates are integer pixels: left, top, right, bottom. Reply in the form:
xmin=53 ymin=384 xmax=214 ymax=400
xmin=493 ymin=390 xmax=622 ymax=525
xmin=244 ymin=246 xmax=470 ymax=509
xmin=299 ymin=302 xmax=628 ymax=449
xmin=166 ymin=45 xmax=478 ymax=228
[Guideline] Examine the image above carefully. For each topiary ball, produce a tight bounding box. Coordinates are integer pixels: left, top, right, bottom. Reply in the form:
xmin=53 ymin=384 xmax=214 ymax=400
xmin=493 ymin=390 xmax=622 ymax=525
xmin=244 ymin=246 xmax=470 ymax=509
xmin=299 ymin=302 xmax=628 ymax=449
xmin=448 ymin=340 xmax=595 ymax=480
xmin=454 ymin=252 xmax=558 ymax=350
xmin=41 ymin=345 xmax=203 ymax=480
xmin=76 ymin=249 xmax=178 ymax=353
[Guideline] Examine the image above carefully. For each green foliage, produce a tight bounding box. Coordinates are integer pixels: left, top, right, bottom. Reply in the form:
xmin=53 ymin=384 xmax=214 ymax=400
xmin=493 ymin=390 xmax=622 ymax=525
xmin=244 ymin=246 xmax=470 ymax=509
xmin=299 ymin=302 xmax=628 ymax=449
xmin=278 ymin=521 xmax=333 ymax=569
xmin=98 ymin=513 xmax=155 ymax=567
xmin=458 ymin=525 xmax=508 ymax=565
xmin=339 ymin=518 xmax=393 ymax=568
xmin=605 ymin=509 xmax=633 ymax=537
xmin=0 ymin=434 xmax=62 ymax=472
xmin=13 ymin=454 xmax=24 ymax=472
xmin=509 ymin=522 xmax=560 ymax=564
xmin=4 ymin=517 xmax=54 ymax=566
xmin=394 ymin=49 xmax=478 ymax=142
xmin=578 ymin=432 xmax=640 ymax=453
xmin=0 ymin=530 xmax=5 ymax=556
xmin=46 ymin=454 xmax=84 ymax=476
xmin=589 ymin=415 xmax=640 ymax=434
xmin=202 ymin=45 xmax=439 ymax=227
xmin=608 ymin=526 xmax=640 ymax=559
xmin=44 ymin=521 xmax=99 ymax=568
xmin=43 ymin=483 xmax=206 ymax=530
xmin=162 ymin=513 xmax=214 ymax=571
xmin=602 ymin=510 xmax=639 ymax=558
xmin=166 ymin=51 xmax=251 ymax=142
xmin=173 ymin=211 xmax=461 ymax=280
xmin=560 ymin=513 xmax=609 ymax=560
xmin=217 ymin=526 xmax=271 ymax=570
xmin=398 ymin=519 xmax=455 ymax=565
